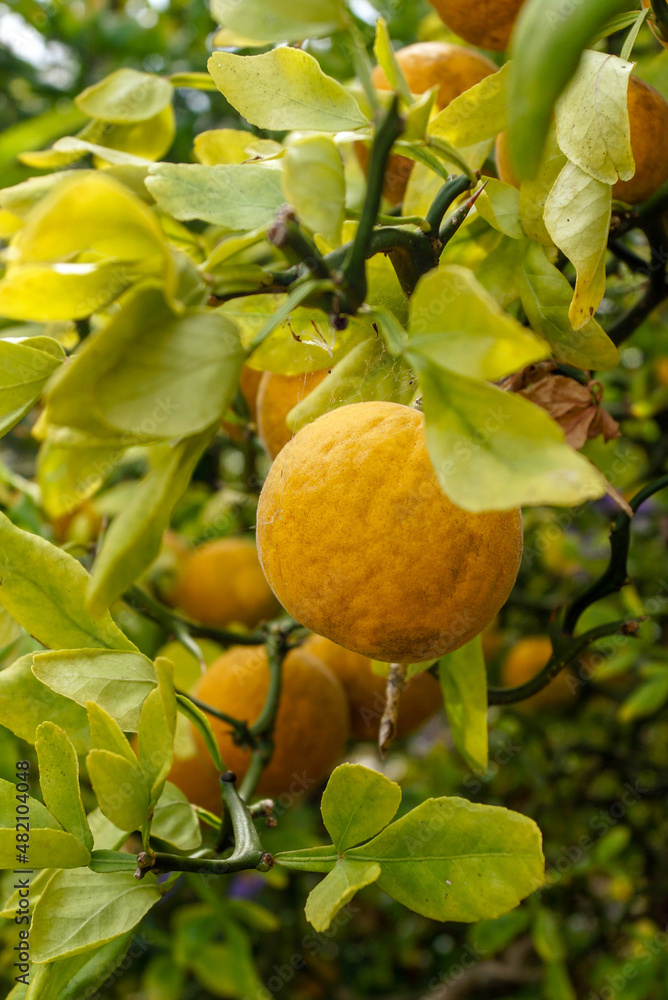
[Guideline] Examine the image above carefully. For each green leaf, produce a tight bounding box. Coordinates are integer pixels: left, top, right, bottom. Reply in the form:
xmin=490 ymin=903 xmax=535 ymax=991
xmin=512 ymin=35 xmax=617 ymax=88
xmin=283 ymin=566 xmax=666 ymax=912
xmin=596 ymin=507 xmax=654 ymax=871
xmin=532 ymin=907 xmax=566 ymax=962
xmin=469 ymin=908 xmax=530 ymax=957
xmin=0 ymin=513 xmax=136 ymax=651
xmin=75 ymin=69 xmax=173 ymax=123
xmin=87 ymin=702 xmax=137 ymax=763
xmin=321 ymin=764 xmax=402 ymax=852
xmin=411 ymin=360 xmax=606 ymax=511
xmin=138 ymin=657 xmax=176 ymax=803
xmin=35 ymin=722 xmax=92 ymax=850
xmin=544 ymin=162 xmax=611 ymax=330
xmin=507 ymin=0 xmax=632 ymax=178
xmin=364 ymin=305 xmax=407 ymax=357
xmin=274 ymin=844 xmax=339 ymax=873
xmin=347 ymin=797 xmax=544 ymax=922
xmin=88 ymin=850 xmax=138 ymax=873
xmin=23 ymin=932 xmax=133 ymax=1000
xmin=37 ymin=436 xmax=123 ymax=520
xmin=0 ymin=776 xmax=60 ymax=831
xmin=0 ymin=868 xmax=53 ymax=920
xmin=475 ymin=179 xmax=524 ymax=240
xmin=207 ymin=48 xmax=368 ymax=132
xmin=86 ymin=749 xmax=150 ymax=832
xmin=0 ymin=655 xmax=90 ymax=752
xmin=429 ymin=63 xmax=509 ymax=147
xmin=408 ymin=266 xmax=549 ymax=380
xmin=520 ymin=242 xmax=619 ymax=371
xmin=210 ymin=0 xmax=346 ymax=42
xmin=88 ymin=807 xmax=128 ymax=851
xmin=32 ymin=649 xmax=157 ymax=732
xmin=0 ymin=339 xmax=64 ymax=439
xmin=473 ymin=235 xmax=526 ymax=311
xmin=438 ymin=634 xmax=488 ymax=775
xmin=288 ymin=337 xmax=415 ymax=433
xmin=619 ymin=669 xmax=668 ymax=722
xmin=86 ymin=430 xmax=214 ymax=615
xmin=146 ymin=162 xmax=285 ymax=229
xmin=31 ymin=869 xmax=160 ymax=963
xmin=519 ymin=126 xmax=567 ymax=246
xmin=554 ymin=50 xmax=634 ymax=185
xmin=373 ymin=18 xmax=412 ymax=104
xmin=176 ymin=694 xmax=224 ymax=772
xmin=151 ymin=781 xmax=202 ymax=851
xmin=304 ymin=859 xmax=381 ymax=932
xmin=283 ymin=136 xmax=345 ymax=244
xmin=0 ymin=829 xmax=91 ymax=871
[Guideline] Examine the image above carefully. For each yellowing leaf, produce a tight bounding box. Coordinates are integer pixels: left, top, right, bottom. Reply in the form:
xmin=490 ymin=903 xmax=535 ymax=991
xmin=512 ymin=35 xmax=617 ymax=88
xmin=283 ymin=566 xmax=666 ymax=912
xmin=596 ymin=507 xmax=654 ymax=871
xmin=193 ymin=129 xmax=282 ymax=165
xmin=544 ymin=162 xmax=611 ymax=329
xmin=210 ymin=0 xmax=345 ymax=42
xmin=519 ymin=125 xmax=567 ymax=246
xmin=283 ymin=136 xmax=345 ymax=244
xmin=207 ymin=48 xmax=368 ymax=132
xmin=75 ymin=69 xmax=173 ymax=123
xmin=438 ymin=635 xmax=488 ymax=775
xmin=429 ymin=64 xmax=509 ymax=147
xmin=0 ymin=338 xmax=64 ymax=438
xmin=475 ymin=179 xmax=524 ymax=240
xmin=555 ymin=50 xmax=634 ymax=184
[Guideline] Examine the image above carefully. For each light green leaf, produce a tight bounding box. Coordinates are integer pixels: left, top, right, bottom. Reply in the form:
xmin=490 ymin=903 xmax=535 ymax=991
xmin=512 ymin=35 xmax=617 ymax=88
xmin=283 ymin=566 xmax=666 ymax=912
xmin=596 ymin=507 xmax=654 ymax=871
xmin=429 ymin=64 xmax=509 ymax=147
xmin=520 ymin=242 xmax=619 ymax=371
xmin=473 ymin=235 xmax=526 ymax=311
xmin=210 ymin=0 xmax=345 ymax=42
xmin=49 ymin=136 xmax=151 ymax=167
xmin=408 ymin=266 xmax=549 ymax=380
xmin=36 ymin=435 xmax=123 ymax=521
xmin=75 ymin=69 xmax=173 ymax=123
xmin=475 ymin=179 xmax=523 ymax=240
xmin=321 ymin=763 xmax=402 ymax=852
xmin=283 ymin=136 xmax=345 ymax=244
xmin=88 ymin=850 xmax=138 ymax=873
xmin=86 ymin=430 xmax=214 ymax=615
xmin=373 ymin=18 xmax=412 ymax=104
xmin=35 ymin=722 xmax=92 ymax=850
xmin=207 ymin=48 xmax=367 ymax=132
xmin=274 ymin=844 xmax=338 ymax=873
xmin=151 ymin=781 xmax=202 ymax=851
xmin=532 ymin=907 xmax=566 ymax=962
xmin=438 ymin=635 xmax=488 ymax=775
xmin=32 ymin=649 xmax=157 ymax=732
xmin=364 ymin=305 xmax=407 ymax=357
xmin=0 ymin=655 xmax=90 ymax=752
xmin=0 ymin=829 xmax=91 ymax=871
xmin=0 ymin=339 xmax=64 ymax=439
xmin=0 ymin=776 xmax=60 ymax=831
xmin=23 ymin=932 xmax=133 ymax=1000
xmin=176 ymin=694 xmax=224 ymax=772
xmin=555 ymin=50 xmax=634 ymax=184
xmin=146 ymin=162 xmax=285 ymax=229
xmin=619 ymin=669 xmax=668 ymax=722
xmin=347 ymin=797 xmax=544 ymax=922
xmin=86 ymin=702 xmax=136 ymax=763
xmin=544 ymin=162 xmax=611 ymax=329
xmin=138 ymin=657 xmax=176 ymax=803
xmin=411 ymin=361 xmax=607 ymax=511
xmin=519 ymin=125 xmax=567 ymax=246
xmin=0 ymin=868 xmax=53 ymax=920
xmin=31 ymin=869 xmax=160 ymax=963
xmin=305 ymin=859 xmax=381 ymax=932
xmin=0 ymin=605 xmax=21 ymax=648
xmin=87 ymin=750 xmax=149 ymax=832
xmin=0 ymin=513 xmax=136 ymax=651
xmin=288 ymin=337 xmax=415 ymax=433
xmin=88 ymin=807 xmax=128 ymax=851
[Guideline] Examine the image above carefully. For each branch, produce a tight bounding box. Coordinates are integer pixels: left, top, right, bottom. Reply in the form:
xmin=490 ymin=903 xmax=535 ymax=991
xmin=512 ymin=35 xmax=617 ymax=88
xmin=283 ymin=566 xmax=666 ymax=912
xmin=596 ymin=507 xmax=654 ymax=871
xmin=125 ymin=585 xmax=267 ymax=646
xmin=239 ymin=626 xmax=290 ymax=801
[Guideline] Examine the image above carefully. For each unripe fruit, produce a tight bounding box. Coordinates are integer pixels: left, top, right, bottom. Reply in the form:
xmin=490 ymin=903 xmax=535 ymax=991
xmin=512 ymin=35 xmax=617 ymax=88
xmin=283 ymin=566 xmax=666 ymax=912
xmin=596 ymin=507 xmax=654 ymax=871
xmin=359 ymin=42 xmax=497 ymax=205
xmin=169 ymin=537 xmax=281 ymax=629
xmin=185 ymin=645 xmax=350 ymax=805
xmin=257 ymin=370 xmax=329 ymax=459
xmin=257 ymin=402 xmax=523 ymax=663
xmin=427 ymin=0 xmax=527 ymax=51
xmin=501 ymin=636 xmax=575 ymax=711
xmin=303 ymin=634 xmax=441 ymax=740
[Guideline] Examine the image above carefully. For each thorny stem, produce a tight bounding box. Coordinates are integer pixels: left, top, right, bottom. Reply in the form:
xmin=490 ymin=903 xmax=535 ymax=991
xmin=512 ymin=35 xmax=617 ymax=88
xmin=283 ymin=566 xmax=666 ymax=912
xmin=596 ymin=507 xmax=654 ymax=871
xmin=125 ymin=585 xmax=267 ymax=646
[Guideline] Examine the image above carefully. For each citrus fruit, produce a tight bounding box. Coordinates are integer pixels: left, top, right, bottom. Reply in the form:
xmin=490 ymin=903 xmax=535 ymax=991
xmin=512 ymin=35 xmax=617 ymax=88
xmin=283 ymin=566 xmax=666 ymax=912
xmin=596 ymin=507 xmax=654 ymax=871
xmin=427 ymin=0 xmax=526 ymax=50
xmin=360 ymin=41 xmax=497 ymax=205
xmin=257 ymin=401 xmax=523 ymax=663
xmin=303 ymin=634 xmax=441 ymax=740
xmin=256 ymin=370 xmax=329 ymax=459
xmin=494 ymin=131 xmax=520 ymax=189
xmin=501 ymin=636 xmax=575 ymax=711
xmin=186 ymin=644 xmax=350 ymax=803
xmin=612 ymin=76 xmax=668 ymax=205
xmin=169 ymin=536 xmax=281 ymax=629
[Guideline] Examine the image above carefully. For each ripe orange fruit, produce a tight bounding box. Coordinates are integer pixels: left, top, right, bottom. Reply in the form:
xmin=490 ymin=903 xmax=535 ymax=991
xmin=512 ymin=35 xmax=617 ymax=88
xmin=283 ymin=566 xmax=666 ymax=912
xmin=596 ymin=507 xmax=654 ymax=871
xmin=359 ymin=42 xmax=497 ymax=205
xmin=256 ymin=370 xmax=329 ymax=459
xmin=501 ymin=636 xmax=575 ymax=711
xmin=612 ymin=76 xmax=668 ymax=205
xmin=184 ymin=644 xmax=350 ymax=805
xmin=169 ymin=537 xmax=281 ymax=629
xmin=427 ymin=0 xmax=527 ymax=51
xmin=257 ymin=401 xmax=523 ymax=663
xmin=303 ymin=634 xmax=441 ymax=741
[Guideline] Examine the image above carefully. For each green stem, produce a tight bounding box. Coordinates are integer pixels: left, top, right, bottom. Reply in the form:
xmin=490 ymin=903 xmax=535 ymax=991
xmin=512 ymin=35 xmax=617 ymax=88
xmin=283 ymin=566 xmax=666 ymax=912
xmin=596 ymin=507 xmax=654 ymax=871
xmin=607 ymin=215 xmax=668 ymax=346
xmin=181 ymin=690 xmax=255 ymax=746
xmin=267 ymin=212 xmax=331 ymax=280
xmin=424 ymin=174 xmax=473 ymax=233
xmin=125 ymin=585 xmax=267 ymax=646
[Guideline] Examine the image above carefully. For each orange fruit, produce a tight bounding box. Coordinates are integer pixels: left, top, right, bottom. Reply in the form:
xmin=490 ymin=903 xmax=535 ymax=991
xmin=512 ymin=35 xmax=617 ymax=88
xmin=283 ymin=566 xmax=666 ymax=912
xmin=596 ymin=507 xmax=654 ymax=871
xmin=186 ymin=644 xmax=350 ymax=804
xmin=427 ymin=0 xmax=527 ymax=51
xmin=501 ymin=636 xmax=575 ymax=711
xmin=494 ymin=131 xmax=520 ymax=189
xmin=257 ymin=401 xmax=523 ymax=663
xmin=359 ymin=42 xmax=497 ymax=205
xmin=169 ymin=536 xmax=281 ymax=629
xmin=612 ymin=76 xmax=668 ymax=205
xmin=256 ymin=370 xmax=329 ymax=459
xmin=303 ymin=634 xmax=441 ymax=741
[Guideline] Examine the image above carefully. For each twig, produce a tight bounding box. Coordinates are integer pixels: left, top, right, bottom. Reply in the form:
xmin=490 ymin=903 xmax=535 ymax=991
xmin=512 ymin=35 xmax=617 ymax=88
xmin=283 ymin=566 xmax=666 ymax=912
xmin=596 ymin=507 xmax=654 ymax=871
xmin=125 ymin=585 xmax=267 ymax=646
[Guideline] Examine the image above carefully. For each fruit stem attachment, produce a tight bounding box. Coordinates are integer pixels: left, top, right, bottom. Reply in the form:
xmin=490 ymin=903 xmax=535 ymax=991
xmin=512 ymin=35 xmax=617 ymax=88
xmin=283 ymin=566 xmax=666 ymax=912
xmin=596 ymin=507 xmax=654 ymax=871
xmin=339 ymin=95 xmax=404 ymax=311
xmin=379 ymin=662 xmax=407 ymax=757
